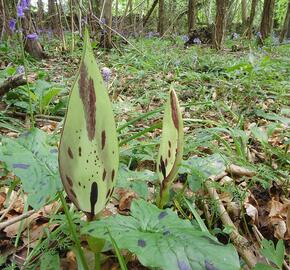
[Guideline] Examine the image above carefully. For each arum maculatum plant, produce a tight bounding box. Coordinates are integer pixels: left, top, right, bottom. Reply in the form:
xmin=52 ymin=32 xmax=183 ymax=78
xmin=157 ymin=89 xmax=184 ymax=209
xmin=58 ymin=29 xmax=119 ymax=269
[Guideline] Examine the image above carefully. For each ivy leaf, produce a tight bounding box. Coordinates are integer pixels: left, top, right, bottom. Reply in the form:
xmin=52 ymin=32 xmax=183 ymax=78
xmin=0 ymin=128 xmax=61 ymax=209
xmin=82 ymin=199 xmax=240 ymax=270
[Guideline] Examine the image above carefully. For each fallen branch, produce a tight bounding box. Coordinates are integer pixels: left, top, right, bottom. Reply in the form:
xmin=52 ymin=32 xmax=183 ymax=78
xmin=0 ymin=209 xmax=36 ymax=231
xmin=0 ymin=73 xmax=36 ymax=97
xmin=205 ymin=180 xmax=258 ymax=268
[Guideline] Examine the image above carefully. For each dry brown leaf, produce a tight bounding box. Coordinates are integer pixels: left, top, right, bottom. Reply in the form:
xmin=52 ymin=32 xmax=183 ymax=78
xmin=119 ymin=190 xmax=138 ymax=211
xmin=245 ymin=203 xmax=259 ymax=225
xmin=227 ymin=164 xmax=256 ymax=177
xmin=270 ymin=217 xmax=287 ymax=239
xmin=60 ymin=251 xmax=77 ymax=270
xmin=4 ymin=212 xmax=40 ymax=237
xmin=268 ymin=199 xmax=288 ymax=218
xmin=0 ymin=192 xmax=6 ymax=209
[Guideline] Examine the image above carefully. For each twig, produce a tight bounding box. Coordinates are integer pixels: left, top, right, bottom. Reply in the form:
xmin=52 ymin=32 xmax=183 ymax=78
xmin=0 ymin=210 xmax=36 ymax=231
xmin=205 ymin=180 xmax=257 ymax=269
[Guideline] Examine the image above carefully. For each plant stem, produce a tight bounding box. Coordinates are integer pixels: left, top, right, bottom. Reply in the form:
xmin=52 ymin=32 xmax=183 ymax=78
xmin=58 ymin=192 xmax=89 ymax=270
xmin=95 ymin=252 xmax=101 ymax=270
xmin=17 ymin=20 xmax=34 ymax=126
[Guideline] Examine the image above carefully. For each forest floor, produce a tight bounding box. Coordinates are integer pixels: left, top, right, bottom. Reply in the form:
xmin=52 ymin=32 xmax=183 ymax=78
xmin=0 ymin=35 xmax=289 ymax=269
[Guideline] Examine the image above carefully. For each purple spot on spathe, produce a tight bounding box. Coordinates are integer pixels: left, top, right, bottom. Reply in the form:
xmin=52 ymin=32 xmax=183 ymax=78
xmin=137 ymin=239 xmax=146 ymax=247
xmin=13 ymin=163 xmax=30 ymax=169
xmin=177 ymin=260 xmax=191 ymax=270
xmin=158 ymin=211 xmax=168 ymax=220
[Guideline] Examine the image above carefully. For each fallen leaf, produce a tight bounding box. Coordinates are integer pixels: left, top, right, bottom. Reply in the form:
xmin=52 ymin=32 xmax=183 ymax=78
xmin=245 ymin=203 xmax=259 ymax=225
xmin=227 ymin=164 xmax=256 ymax=177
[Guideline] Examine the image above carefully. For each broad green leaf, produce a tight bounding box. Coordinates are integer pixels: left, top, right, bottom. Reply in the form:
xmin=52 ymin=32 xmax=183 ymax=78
xmin=260 ymin=239 xmax=285 ymax=269
xmin=59 ymin=29 xmax=119 ymax=217
xmin=253 ymin=263 xmax=279 ymax=270
xmin=0 ymin=128 xmax=61 ymax=209
xmin=181 ymin=154 xmax=225 ymax=192
xmin=157 ymin=89 xmax=184 ymax=207
xmin=117 ymin=164 xmax=157 ymax=199
xmin=40 ymin=253 xmax=60 ymax=270
xmin=82 ymin=199 xmax=240 ymax=270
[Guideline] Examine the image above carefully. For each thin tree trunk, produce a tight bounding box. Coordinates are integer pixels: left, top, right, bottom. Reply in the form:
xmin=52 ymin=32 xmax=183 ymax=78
xmin=188 ymin=0 xmax=196 ymax=34
xmin=260 ymin=0 xmax=275 ymax=39
xmin=241 ymin=0 xmax=247 ymax=25
xmin=279 ymin=1 xmax=290 ymax=43
xmin=245 ymin=0 xmax=257 ymax=39
xmin=37 ymin=0 xmax=44 ymax=30
xmin=205 ymin=0 xmax=213 ymax=25
xmin=143 ymin=0 xmax=158 ymax=27
xmin=100 ymin=0 xmax=113 ymax=48
xmin=158 ymin=0 xmax=165 ymax=35
xmin=22 ymin=9 xmax=46 ymax=59
xmin=56 ymin=0 xmax=66 ymax=49
xmin=214 ymin=0 xmax=228 ymax=50
xmin=70 ymin=0 xmax=75 ymax=51
xmin=0 ymin=0 xmax=9 ymax=39
xmin=48 ymin=0 xmax=59 ymax=35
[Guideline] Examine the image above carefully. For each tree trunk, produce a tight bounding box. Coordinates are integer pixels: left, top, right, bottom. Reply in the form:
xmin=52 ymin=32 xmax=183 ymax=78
xmin=158 ymin=0 xmax=165 ymax=35
xmin=279 ymin=0 xmax=290 ymax=43
xmin=241 ymin=0 xmax=247 ymax=25
xmin=260 ymin=0 xmax=275 ymax=39
xmin=100 ymin=0 xmax=113 ymax=48
xmin=37 ymin=0 xmax=44 ymax=30
xmin=143 ymin=0 xmax=158 ymax=27
xmin=22 ymin=9 xmax=46 ymax=59
xmin=214 ymin=0 xmax=228 ymax=50
xmin=48 ymin=0 xmax=60 ymax=35
xmin=188 ymin=0 xmax=196 ymax=34
xmin=0 ymin=0 xmax=10 ymax=39
xmin=245 ymin=0 xmax=257 ymax=39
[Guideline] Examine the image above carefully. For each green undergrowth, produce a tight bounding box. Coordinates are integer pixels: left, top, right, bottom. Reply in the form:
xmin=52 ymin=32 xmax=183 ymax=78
xmin=0 ymin=35 xmax=289 ymax=269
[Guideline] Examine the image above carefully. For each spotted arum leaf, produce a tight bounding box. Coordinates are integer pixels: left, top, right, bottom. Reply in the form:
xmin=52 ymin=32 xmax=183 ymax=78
xmin=0 ymin=128 xmax=61 ymax=209
xmin=59 ymin=30 xmax=119 ymax=217
xmin=157 ymin=89 xmax=184 ymax=207
xmin=82 ymin=199 xmax=240 ymax=270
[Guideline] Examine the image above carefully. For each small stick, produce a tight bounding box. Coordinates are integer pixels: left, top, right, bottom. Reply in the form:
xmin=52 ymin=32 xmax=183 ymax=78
xmin=0 ymin=210 xmax=36 ymax=231
xmin=205 ymin=180 xmax=257 ymax=269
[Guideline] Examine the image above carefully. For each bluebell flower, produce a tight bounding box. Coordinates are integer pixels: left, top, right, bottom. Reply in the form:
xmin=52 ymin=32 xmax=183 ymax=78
xmin=193 ymin=37 xmax=201 ymax=44
xmin=232 ymin=32 xmax=239 ymax=40
xmin=16 ymin=65 xmax=25 ymax=74
xmin=17 ymin=0 xmax=30 ymax=18
xmin=147 ymin=31 xmax=154 ymax=38
xmin=8 ymin=19 xmax=16 ymax=32
xmin=17 ymin=4 xmax=24 ymax=17
xmin=26 ymin=33 xmax=38 ymax=40
xmin=256 ymin=32 xmax=262 ymax=38
xmin=100 ymin=18 xmax=106 ymax=25
xmin=101 ymin=67 xmax=111 ymax=84
xmin=182 ymin=35 xmax=189 ymax=42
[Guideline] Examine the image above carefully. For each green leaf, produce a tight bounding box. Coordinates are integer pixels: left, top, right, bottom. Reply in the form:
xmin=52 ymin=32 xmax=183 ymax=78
xmin=253 ymin=263 xmax=279 ymax=270
xmin=260 ymin=239 xmax=285 ymax=269
xmin=40 ymin=87 xmax=61 ymax=114
xmin=83 ymin=199 xmax=240 ymax=270
xmin=40 ymin=253 xmax=60 ymax=270
xmin=0 ymin=128 xmax=61 ymax=209
xmin=59 ymin=29 xmax=119 ymax=217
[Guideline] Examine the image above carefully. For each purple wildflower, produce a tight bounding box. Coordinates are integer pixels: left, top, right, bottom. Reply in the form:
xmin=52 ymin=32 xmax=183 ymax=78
xmin=101 ymin=67 xmax=111 ymax=84
xmin=100 ymin=18 xmax=106 ymax=25
xmin=8 ymin=19 xmax=16 ymax=32
xmin=182 ymin=35 xmax=189 ymax=42
xmin=232 ymin=32 xmax=239 ymax=40
xmin=147 ymin=31 xmax=154 ymax=38
xmin=26 ymin=33 xmax=38 ymax=40
xmin=256 ymin=32 xmax=262 ymax=38
xmin=17 ymin=0 xmax=30 ymax=18
xmin=17 ymin=4 xmax=24 ymax=17
xmin=193 ymin=37 xmax=201 ymax=45
xmin=16 ymin=66 xmax=25 ymax=74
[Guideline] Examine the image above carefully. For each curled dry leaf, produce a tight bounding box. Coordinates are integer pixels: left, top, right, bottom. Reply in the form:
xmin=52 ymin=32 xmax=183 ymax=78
xmin=119 ymin=190 xmax=138 ymax=211
xmin=269 ymin=198 xmax=288 ymax=218
xmin=245 ymin=203 xmax=259 ymax=225
xmin=270 ymin=217 xmax=287 ymax=239
xmin=227 ymin=164 xmax=256 ymax=177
